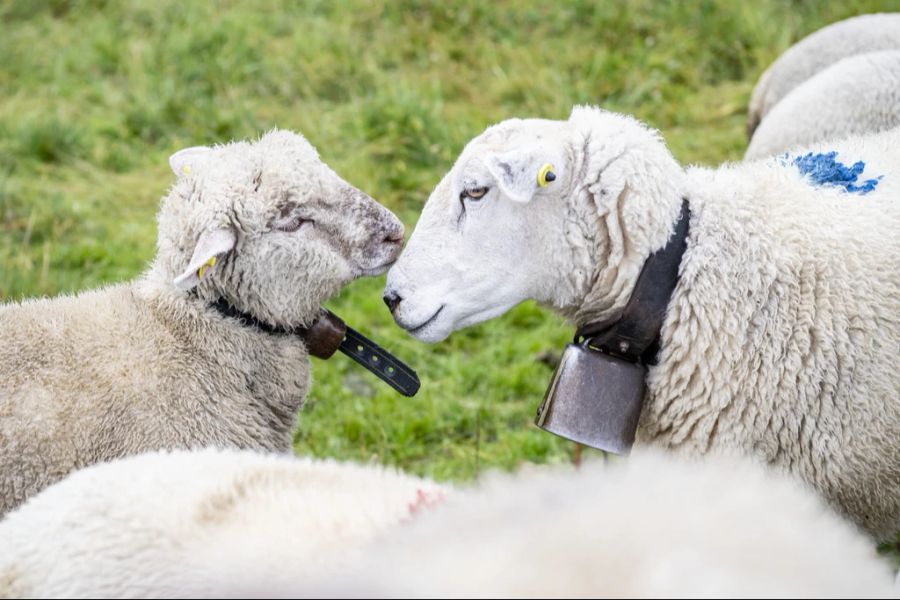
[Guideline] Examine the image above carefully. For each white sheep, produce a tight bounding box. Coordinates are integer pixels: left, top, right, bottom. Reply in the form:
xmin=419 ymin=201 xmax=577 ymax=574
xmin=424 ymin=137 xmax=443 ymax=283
xmin=341 ymin=451 xmax=898 ymax=598
xmin=2 ymin=449 xmax=893 ymax=597
xmin=0 ymin=129 xmax=405 ymax=516
xmin=384 ymin=106 xmax=900 ymax=539
xmin=747 ymin=12 xmax=900 ymax=137
xmin=0 ymin=448 xmax=446 ymax=598
xmin=746 ymin=50 xmax=900 ymax=160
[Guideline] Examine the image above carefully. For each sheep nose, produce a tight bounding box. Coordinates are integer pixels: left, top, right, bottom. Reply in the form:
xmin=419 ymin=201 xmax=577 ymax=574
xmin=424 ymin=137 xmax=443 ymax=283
xmin=383 ymin=290 xmax=402 ymax=313
xmin=383 ymin=224 xmax=404 ymax=245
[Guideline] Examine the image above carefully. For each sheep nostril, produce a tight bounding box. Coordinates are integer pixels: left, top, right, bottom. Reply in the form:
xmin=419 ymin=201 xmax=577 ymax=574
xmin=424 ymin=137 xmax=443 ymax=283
xmin=384 ymin=230 xmax=404 ymax=244
xmin=383 ymin=291 xmax=402 ymax=313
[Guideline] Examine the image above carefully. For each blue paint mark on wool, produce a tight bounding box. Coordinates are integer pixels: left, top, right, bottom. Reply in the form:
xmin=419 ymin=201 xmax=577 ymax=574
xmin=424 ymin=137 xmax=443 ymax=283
xmin=788 ymin=151 xmax=882 ymax=194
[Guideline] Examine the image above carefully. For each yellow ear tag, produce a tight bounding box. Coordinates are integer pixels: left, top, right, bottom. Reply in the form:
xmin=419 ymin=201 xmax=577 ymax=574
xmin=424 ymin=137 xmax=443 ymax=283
xmin=537 ymin=163 xmax=556 ymax=187
xmin=197 ymin=256 xmax=216 ymax=280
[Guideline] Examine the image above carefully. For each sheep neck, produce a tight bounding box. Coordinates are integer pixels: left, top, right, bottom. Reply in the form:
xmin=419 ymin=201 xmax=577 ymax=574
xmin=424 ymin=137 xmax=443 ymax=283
xmin=575 ymin=198 xmax=691 ymax=364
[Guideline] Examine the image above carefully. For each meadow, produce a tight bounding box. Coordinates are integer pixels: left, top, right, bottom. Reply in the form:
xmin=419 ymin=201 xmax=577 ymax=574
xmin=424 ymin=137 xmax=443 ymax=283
xmin=1 ymin=0 xmax=897 ymax=505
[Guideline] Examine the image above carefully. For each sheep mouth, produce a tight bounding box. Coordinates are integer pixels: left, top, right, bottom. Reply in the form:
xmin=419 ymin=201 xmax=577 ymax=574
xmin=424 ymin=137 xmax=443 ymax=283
xmin=358 ymin=260 xmax=397 ymax=277
xmin=403 ymin=305 xmax=445 ymax=334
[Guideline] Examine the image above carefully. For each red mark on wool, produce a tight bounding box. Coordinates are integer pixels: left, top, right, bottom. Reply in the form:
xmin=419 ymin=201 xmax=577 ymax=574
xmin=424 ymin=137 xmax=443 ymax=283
xmin=408 ymin=487 xmax=446 ymax=517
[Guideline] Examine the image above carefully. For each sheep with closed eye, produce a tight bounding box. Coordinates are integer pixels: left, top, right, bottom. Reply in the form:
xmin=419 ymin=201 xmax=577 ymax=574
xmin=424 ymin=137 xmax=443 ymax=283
xmin=0 ymin=129 xmax=405 ymax=516
xmin=384 ymin=106 xmax=900 ymax=540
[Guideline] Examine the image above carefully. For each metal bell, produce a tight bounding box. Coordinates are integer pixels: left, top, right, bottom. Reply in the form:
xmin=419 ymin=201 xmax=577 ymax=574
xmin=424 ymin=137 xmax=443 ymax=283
xmin=535 ymin=342 xmax=646 ymax=455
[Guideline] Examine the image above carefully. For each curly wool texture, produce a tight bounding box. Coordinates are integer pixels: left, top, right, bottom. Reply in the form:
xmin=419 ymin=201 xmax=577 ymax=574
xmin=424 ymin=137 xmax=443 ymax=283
xmin=746 ymin=50 xmax=900 ymax=160
xmin=0 ymin=448 xmax=445 ymax=599
xmin=338 ymin=451 xmax=896 ymax=598
xmin=644 ymin=129 xmax=900 ymax=540
xmin=747 ymin=13 xmax=900 ymax=137
xmin=0 ymin=130 xmax=404 ymax=517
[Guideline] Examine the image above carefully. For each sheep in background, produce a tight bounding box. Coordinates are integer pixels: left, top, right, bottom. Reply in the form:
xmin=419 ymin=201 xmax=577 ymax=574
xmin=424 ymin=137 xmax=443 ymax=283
xmin=2 ymin=449 xmax=893 ymax=598
xmin=339 ymin=452 xmax=897 ymax=598
xmin=0 ymin=130 xmax=405 ymax=516
xmin=384 ymin=106 xmax=900 ymax=539
xmin=0 ymin=448 xmax=446 ymax=598
xmin=746 ymin=50 xmax=900 ymax=159
xmin=747 ymin=12 xmax=900 ymax=137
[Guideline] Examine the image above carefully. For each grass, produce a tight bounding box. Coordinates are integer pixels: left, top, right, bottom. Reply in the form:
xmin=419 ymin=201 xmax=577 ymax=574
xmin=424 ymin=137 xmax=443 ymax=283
xmin=1 ymin=0 xmax=898 ymax=557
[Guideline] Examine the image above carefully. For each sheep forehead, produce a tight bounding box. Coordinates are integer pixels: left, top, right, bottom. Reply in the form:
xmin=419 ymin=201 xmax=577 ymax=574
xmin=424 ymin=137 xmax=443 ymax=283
xmin=255 ymin=129 xmax=321 ymax=166
xmin=454 ymin=118 xmax=568 ymax=178
xmin=468 ymin=117 xmax=566 ymax=152
xmin=194 ymin=131 xmax=335 ymax=203
xmin=212 ymin=130 xmax=323 ymax=179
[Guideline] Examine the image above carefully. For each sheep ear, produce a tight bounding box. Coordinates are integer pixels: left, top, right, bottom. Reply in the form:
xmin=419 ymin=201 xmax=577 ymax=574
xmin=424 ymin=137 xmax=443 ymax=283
xmin=485 ymin=148 xmax=559 ymax=204
xmin=169 ymin=146 xmax=211 ymax=178
xmin=173 ymin=228 xmax=236 ymax=290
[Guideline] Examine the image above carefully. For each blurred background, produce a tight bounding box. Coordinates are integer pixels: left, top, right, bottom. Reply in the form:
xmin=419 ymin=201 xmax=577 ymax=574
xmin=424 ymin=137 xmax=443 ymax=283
xmin=1 ymin=0 xmax=897 ymax=483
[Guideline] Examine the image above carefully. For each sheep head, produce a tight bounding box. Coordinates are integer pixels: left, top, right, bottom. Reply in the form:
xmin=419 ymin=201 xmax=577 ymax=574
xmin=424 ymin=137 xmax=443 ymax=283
xmin=384 ymin=106 xmax=686 ymax=342
xmin=157 ymin=129 xmax=404 ymax=329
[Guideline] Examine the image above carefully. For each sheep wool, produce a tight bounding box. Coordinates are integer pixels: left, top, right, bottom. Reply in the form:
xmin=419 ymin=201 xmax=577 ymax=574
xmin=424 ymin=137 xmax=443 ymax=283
xmin=2 ymin=449 xmax=892 ymax=598
xmin=747 ymin=12 xmax=900 ymax=137
xmin=338 ymin=452 xmax=898 ymax=598
xmin=746 ymin=50 xmax=900 ymax=159
xmin=0 ymin=448 xmax=446 ymax=599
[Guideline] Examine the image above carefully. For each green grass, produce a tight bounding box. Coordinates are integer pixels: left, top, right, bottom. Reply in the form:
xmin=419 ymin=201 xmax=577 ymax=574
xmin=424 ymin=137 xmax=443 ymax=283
xmin=1 ymin=0 xmax=898 ymax=559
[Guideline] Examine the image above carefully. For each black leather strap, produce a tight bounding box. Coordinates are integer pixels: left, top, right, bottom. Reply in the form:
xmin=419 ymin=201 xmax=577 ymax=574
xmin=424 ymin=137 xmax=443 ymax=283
xmin=209 ymin=300 xmax=420 ymax=396
xmin=575 ymin=199 xmax=691 ymax=364
xmin=339 ymin=326 xmax=421 ymax=397
xmin=211 ymin=298 xmax=290 ymax=335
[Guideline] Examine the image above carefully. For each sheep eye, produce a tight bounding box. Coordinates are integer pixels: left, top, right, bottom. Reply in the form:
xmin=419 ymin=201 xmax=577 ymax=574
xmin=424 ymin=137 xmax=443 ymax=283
xmin=461 ymin=186 xmax=489 ymax=201
xmin=273 ymin=215 xmax=313 ymax=233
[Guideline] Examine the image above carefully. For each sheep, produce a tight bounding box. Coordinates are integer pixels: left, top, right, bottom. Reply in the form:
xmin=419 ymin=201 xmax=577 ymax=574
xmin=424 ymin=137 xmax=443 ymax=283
xmin=746 ymin=50 xmax=900 ymax=160
xmin=339 ymin=451 xmax=898 ymax=598
xmin=0 ymin=448 xmax=446 ymax=598
xmin=747 ymin=12 xmax=900 ymax=137
xmin=0 ymin=129 xmax=405 ymax=517
xmin=383 ymin=106 xmax=900 ymax=539
xmin=2 ymin=449 xmax=894 ymax=598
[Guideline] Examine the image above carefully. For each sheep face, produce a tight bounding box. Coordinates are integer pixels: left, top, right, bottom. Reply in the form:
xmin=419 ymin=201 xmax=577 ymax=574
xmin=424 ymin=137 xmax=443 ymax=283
xmin=159 ymin=130 xmax=404 ymax=328
xmin=385 ymin=107 xmax=685 ymax=342
xmin=384 ymin=116 xmax=584 ymax=343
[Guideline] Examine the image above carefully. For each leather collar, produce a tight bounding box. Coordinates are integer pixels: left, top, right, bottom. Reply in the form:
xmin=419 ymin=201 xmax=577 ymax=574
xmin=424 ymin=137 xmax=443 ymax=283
xmin=208 ymin=299 xmax=420 ymax=397
xmin=575 ymin=198 xmax=691 ymax=365
xmin=209 ymin=298 xmax=346 ymax=359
